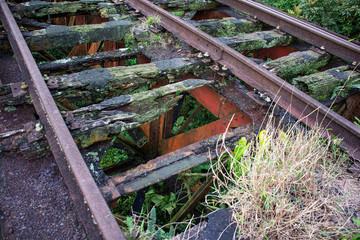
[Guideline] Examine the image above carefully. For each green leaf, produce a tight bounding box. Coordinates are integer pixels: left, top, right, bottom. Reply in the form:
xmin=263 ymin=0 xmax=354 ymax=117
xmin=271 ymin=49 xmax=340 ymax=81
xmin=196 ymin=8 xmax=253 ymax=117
xmin=126 ymin=216 xmax=134 ymax=232
xmin=150 ymin=194 xmax=164 ymax=205
xmin=352 ymin=233 xmax=360 ymax=240
xmin=147 ymin=207 xmax=156 ymax=233
xmin=352 ymin=218 xmax=360 ymax=226
xmin=233 ymin=137 xmax=249 ymax=161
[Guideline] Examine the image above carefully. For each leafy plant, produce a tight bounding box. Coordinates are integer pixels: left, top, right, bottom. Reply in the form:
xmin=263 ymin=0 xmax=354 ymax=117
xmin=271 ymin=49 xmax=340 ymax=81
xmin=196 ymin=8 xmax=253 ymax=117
xmin=300 ymin=0 xmax=360 ymax=40
xmin=145 ymin=189 xmax=178 ymax=215
xmin=144 ymin=15 xmax=162 ymax=28
xmin=123 ymin=207 xmax=176 ymax=240
xmin=228 ymin=137 xmax=250 ymax=178
xmin=172 ymin=116 xmax=184 ymax=133
xmin=209 ymin=115 xmax=357 ymax=239
xmin=261 ymin=0 xmax=360 ymax=40
xmin=341 ymin=218 xmax=360 ymax=240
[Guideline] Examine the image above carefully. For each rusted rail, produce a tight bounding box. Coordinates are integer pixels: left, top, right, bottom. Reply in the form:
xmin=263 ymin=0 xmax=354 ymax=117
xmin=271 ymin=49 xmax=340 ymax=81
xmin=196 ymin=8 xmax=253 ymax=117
xmin=124 ymin=0 xmax=360 ymax=160
xmin=217 ymin=0 xmax=360 ymax=64
xmin=0 ymin=0 xmax=125 ymax=239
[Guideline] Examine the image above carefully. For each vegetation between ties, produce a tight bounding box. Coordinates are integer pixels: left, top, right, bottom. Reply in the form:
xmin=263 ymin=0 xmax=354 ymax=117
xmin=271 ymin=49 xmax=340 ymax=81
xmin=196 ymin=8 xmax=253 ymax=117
xmin=261 ymin=0 xmax=360 ymax=41
xmin=209 ymin=115 xmax=360 ymax=239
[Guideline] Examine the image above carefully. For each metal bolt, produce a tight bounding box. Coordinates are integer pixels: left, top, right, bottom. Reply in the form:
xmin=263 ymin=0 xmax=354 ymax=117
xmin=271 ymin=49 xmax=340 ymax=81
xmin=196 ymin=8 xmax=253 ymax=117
xmin=21 ymin=82 xmax=28 ymax=90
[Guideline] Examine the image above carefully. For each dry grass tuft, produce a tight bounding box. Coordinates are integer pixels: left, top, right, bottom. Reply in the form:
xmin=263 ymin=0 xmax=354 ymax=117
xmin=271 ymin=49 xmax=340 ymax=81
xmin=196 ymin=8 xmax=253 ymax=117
xmin=209 ymin=115 xmax=360 ymax=239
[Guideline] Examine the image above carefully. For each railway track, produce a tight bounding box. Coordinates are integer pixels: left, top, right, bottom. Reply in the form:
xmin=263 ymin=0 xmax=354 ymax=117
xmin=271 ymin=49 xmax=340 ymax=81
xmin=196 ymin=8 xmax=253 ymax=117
xmin=0 ymin=0 xmax=359 ymax=238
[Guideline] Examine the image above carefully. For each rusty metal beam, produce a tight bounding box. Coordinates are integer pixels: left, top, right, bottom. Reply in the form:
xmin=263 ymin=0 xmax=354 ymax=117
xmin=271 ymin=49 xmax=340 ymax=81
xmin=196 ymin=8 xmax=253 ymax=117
xmin=217 ymin=0 xmax=360 ymax=64
xmin=159 ymin=112 xmax=250 ymax=154
xmin=188 ymin=85 xmax=240 ymax=118
xmin=0 ymin=1 xmax=124 ymax=239
xmin=100 ymin=126 xmax=252 ymax=202
xmin=123 ymin=0 xmax=360 ymax=160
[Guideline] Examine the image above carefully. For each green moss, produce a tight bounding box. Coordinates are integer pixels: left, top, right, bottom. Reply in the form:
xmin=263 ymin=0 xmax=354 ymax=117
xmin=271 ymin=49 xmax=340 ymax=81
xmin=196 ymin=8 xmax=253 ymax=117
xmin=125 ymin=58 xmax=137 ymax=66
xmin=112 ymin=192 xmax=137 ymax=216
xmin=189 ymin=0 xmax=217 ymax=11
xmin=170 ymin=11 xmax=185 ymax=17
xmin=119 ymin=131 xmax=134 ymax=142
xmin=100 ymin=147 xmax=130 ymax=168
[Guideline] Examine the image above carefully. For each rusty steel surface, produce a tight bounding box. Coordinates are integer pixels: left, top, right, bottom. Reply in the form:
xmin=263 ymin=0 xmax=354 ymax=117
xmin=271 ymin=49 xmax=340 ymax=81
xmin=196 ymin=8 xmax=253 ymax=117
xmin=217 ymin=0 xmax=360 ymax=64
xmin=189 ymin=85 xmax=242 ymax=118
xmin=0 ymin=1 xmax=125 ymax=239
xmin=123 ymin=0 xmax=360 ymax=160
xmin=159 ymin=112 xmax=250 ymax=154
xmin=101 ymin=125 xmax=252 ymax=202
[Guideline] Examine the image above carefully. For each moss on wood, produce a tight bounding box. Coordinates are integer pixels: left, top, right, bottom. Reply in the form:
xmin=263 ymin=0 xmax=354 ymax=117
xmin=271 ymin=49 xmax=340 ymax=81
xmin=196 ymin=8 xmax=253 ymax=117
xmin=190 ymin=17 xmax=261 ymax=37
xmin=12 ymin=0 xmax=126 ymax=18
xmin=218 ymin=30 xmax=292 ymax=51
xmin=293 ymin=66 xmax=360 ymax=101
xmin=27 ymin=21 xmax=132 ymax=51
xmin=261 ymin=50 xmax=331 ymax=79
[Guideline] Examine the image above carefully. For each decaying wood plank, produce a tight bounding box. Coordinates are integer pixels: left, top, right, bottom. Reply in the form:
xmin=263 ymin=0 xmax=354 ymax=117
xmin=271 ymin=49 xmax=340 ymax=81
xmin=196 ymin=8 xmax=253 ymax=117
xmin=218 ymin=30 xmax=292 ymax=51
xmin=12 ymin=0 xmax=126 ymax=18
xmin=100 ymin=125 xmax=252 ymax=202
xmin=67 ymin=79 xmax=211 ymax=147
xmin=2 ymin=58 xmax=206 ymax=107
xmin=0 ymin=79 xmax=211 ymax=154
xmin=292 ymin=66 xmax=360 ymax=102
xmin=52 ymin=57 xmax=205 ymax=106
xmin=25 ymin=21 xmax=132 ymax=51
xmin=19 ymin=18 xmax=54 ymax=29
xmin=151 ymin=0 xmax=218 ymax=11
xmin=261 ymin=50 xmax=330 ymax=79
xmin=38 ymin=48 xmax=141 ymax=72
xmin=188 ymin=17 xmax=261 ymax=37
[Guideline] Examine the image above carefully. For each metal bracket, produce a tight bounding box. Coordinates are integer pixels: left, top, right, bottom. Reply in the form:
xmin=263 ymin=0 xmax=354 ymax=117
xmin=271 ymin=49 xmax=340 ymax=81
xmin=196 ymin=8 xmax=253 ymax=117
xmin=10 ymin=82 xmax=27 ymax=97
xmin=24 ymin=122 xmax=44 ymax=143
xmin=47 ymin=76 xmax=59 ymax=89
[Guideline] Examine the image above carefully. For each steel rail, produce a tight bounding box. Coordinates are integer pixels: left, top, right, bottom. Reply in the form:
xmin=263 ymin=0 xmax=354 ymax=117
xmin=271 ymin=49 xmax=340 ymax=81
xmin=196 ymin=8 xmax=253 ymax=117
xmin=217 ymin=0 xmax=360 ymax=64
xmin=0 ymin=1 xmax=125 ymax=239
xmin=124 ymin=0 xmax=360 ymax=159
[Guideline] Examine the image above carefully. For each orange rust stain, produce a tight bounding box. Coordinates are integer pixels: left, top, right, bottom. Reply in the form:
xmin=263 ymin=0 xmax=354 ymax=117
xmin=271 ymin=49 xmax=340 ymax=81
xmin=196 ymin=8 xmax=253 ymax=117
xmin=136 ymin=54 xmax=151 ymax=64
xmin=182 ymin=72 xmax=199 ymax=80
xmin=252 ymin=46 xmax=298 ymax=60
xmin=189 ymin=85 xmax=240 ymax=118
xmin=140 ymin=122 xmax=150 ymax=140
xmin=159 ymin=112 xmax=250 ymax=154
xmin=192 ymin=10 xmax=231 ymax=20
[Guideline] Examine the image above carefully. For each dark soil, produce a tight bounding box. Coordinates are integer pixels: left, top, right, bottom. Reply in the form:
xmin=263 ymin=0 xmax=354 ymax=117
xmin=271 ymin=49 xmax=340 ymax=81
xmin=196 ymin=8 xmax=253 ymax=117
xmin=0 ymin=53 xmax=87 ymax=239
